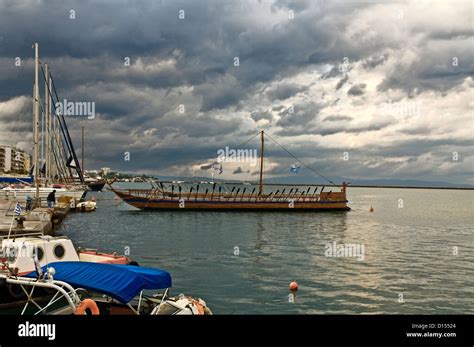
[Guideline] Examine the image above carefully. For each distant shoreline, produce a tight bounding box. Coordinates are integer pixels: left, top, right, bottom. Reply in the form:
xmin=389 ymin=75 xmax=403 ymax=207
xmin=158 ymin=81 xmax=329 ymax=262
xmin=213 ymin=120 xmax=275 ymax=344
xmin=348 ymin=185 xmax=474 ymax=191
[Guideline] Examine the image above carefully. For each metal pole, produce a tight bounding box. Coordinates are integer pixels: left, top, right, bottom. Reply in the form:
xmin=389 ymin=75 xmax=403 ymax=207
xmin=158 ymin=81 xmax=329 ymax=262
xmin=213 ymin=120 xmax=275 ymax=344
xmin=45 ymin=63 xmax=50 ymax=184
xmin=258 ymin=130 xmax=264 ymax=195
xmin=33 ymin=43 xmax=40 ymax=204
xmin=41 ymin=96 xmax=44 ymax=178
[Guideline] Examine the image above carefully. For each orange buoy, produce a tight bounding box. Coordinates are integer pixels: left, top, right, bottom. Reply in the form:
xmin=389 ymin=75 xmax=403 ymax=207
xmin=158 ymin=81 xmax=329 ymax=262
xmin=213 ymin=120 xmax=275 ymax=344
xmin=289 ymin=281 xmax=298 ymax=291
xmin=75 ymin=298 xmax=100 ymax=315
xmin=369 ymin=206 xmax=374 ymax=212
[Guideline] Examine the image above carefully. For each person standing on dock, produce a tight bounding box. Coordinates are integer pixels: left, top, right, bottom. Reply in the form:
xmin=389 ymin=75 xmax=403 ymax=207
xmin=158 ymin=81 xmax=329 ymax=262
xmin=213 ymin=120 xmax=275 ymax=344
xmin=47 ymin=190 xmax=56 ymax=208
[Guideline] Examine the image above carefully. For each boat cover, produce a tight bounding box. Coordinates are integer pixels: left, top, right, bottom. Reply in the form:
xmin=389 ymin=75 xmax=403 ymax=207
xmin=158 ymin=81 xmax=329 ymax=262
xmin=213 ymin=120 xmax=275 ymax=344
xmin=0 ymin=175 xmax=33 ymax=184
xmin=25 ymin=261 xmax=172 ymax=303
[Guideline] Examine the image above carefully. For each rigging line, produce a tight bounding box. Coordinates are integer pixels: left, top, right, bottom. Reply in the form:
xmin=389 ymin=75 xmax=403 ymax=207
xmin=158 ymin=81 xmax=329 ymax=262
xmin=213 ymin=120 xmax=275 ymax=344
xmin=49 ymin=71 xmax=84 ymax=182
xmin=46 ymin=69 xmax=83 ymax=180
xmin=178 ymin=132 xmax=260 ymax=183
xmin=39 ymin=100 xmax=70 ymax=182
xmin=39 ymin=100 xmax=69 ymax=182
xmin=42 ymin=104 xmax=69 ymax=182
xmin=264 ymin=132 xmax=336 ymax=185
xmin=212 ymin=132 xmax=261 ymax=189
xmin=42 ymin=66 xmax=60 ymax=105
xmin=233 ymin=131 xmax=261 ymax=150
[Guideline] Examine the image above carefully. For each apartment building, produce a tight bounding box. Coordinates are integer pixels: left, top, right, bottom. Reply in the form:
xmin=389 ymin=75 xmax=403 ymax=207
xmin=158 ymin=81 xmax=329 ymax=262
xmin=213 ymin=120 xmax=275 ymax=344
xmin=0 ymin=145 xmax=31 ymax=175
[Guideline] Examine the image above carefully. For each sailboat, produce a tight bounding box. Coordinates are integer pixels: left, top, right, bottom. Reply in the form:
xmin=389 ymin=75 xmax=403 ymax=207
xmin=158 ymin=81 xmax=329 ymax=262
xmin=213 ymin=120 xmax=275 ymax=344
xmin=1 ymin=43 xmax=87 ymax=203
xmin=108 ymin=131 xmax=350 ymax=211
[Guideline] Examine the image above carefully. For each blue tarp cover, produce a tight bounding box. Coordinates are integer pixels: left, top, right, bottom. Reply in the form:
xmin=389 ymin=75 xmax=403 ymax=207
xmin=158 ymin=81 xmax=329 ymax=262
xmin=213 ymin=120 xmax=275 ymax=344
xmin=0 ymin=176 xmax=33 ymax=184
xmin=26 ymin=261 xmax=172 ymax=303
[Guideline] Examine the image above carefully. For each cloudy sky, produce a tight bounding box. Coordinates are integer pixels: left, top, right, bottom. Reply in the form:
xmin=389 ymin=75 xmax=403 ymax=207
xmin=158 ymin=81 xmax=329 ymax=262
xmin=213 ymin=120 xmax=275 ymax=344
xmin=0 ymin=0 xmax=472 ymax=184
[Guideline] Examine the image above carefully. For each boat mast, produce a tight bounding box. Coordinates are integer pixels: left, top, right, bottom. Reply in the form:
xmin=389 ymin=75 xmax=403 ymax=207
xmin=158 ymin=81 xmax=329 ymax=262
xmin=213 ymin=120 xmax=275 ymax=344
xmin=33 ymin=43 xmax=40 ymax=203
xmin=81 ymin=126 xmax=84 ymax=176
xmin=258 ymin=130 xmax=264 ymax=195
xmin=44 ymin=63 xmax=50 ymax=184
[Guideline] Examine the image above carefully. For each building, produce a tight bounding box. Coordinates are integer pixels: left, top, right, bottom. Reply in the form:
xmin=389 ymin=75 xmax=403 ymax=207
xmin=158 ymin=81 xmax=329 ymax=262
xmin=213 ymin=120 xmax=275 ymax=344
xmin=100 ymin=167 xmax=111 ymax=175
xmin=0 ymin=145 xmax=31 ymax=175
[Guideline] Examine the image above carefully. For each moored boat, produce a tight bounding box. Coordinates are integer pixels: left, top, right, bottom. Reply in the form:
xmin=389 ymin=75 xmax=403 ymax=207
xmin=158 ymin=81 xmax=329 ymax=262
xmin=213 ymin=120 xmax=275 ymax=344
xmin=0 ymin=234 xmax=130 ymax=277
xmin=76 ymin=200 xmax=97 ymax=212
xmin=0 ymin=261 xmax=212 ymax=315
xmin=0 ymin=233 xmax=130 ymax=302
xmin=0 ymin=43 xmax=88 ymax=205
xmin=86 ymin=179 xmax=106 ymax=192
xmin=109 ymin=131 xmax=350 ymax=211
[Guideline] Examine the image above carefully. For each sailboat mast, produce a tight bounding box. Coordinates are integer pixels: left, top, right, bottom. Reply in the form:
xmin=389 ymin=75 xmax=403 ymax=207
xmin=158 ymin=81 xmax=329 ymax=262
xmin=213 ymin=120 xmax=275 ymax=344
xmin=81 ymin=126 xmax=84 ymax=175
xmin=258 ymin=130 xmax=264 ymax=195
xmin=44 ymin=63 xmax=50 ymax=184
xmin=33 ymin=42 xmax=40 ymax=202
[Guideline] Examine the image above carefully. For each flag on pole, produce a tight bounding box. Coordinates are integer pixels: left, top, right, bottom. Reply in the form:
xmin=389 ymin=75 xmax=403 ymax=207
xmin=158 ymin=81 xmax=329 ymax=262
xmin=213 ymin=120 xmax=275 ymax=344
xmin=290 ymin=164 xmax=301 ymax=174
xmin=14 ymin=202 xmax=22 ymax=216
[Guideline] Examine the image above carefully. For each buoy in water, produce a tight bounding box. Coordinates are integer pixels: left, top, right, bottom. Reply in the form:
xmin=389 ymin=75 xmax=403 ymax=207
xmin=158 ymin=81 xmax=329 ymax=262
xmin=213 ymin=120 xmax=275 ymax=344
xmin=289 ymin=281 xmax=298 ymax=291
xmin=369 ymin=206 xmax=374 ymax=212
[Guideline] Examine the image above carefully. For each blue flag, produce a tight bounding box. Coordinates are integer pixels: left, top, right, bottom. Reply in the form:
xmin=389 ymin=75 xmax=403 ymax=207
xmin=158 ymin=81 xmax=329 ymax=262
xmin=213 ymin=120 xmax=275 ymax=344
xmin=290 ymin=164 xmax=300 ymax=174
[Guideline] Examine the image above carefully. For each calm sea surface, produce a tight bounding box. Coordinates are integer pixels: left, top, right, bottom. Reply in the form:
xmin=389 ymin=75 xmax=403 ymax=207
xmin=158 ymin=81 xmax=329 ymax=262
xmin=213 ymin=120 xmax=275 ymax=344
xmin=64 ymin=185 xmax=474 ymax=314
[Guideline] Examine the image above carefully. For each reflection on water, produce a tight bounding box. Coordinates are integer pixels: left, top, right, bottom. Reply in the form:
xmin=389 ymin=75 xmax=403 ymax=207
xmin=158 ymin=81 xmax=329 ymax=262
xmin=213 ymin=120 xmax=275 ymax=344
xmin=63 ymin=187 xmax=474 ymax=314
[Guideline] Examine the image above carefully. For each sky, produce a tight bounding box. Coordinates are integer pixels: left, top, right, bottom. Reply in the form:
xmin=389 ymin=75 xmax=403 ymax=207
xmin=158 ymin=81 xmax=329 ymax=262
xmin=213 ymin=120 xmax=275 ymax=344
xmin=0 ymin=0 xmax=472 ymax=185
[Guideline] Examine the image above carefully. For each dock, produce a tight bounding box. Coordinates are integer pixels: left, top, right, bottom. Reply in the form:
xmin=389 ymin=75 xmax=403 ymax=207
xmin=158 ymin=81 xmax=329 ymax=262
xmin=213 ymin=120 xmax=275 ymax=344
xmin=0 ymin=198 xmax=72 ymax=236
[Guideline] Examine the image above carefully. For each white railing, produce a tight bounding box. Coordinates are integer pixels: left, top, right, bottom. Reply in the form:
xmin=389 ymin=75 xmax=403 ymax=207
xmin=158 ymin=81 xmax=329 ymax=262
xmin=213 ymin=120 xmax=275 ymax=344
xmin=1 ymin=274 xmax=81 ymax=315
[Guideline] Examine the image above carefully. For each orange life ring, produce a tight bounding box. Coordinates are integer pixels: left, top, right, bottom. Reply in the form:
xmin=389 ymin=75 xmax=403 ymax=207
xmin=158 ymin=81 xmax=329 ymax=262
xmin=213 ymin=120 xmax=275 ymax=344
xmin=75 ymin=298 xmax=100 ymax=315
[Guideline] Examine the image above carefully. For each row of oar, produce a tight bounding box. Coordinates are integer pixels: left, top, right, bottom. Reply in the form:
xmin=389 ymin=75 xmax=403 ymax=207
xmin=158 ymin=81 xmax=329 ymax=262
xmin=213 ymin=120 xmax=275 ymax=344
xmin=148 ymin=182 xmax=331 ymax=202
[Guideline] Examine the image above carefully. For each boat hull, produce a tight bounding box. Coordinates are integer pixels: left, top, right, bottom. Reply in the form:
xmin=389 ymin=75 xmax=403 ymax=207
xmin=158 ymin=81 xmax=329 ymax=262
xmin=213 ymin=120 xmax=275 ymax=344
xmin=87 ymin=181 xmax=106 ymax=191
xmin=113 ymin=190 xmax=350 ymax=211
xmin=136 ymin=200 xmax=349 ymax=211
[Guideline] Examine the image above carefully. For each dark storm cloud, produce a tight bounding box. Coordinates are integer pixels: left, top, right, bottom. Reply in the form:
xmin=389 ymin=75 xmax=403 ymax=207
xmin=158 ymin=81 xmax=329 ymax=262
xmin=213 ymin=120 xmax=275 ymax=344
xmin=376 ymin=38 xmax=474 ymax=93
xmin=362 ymin=54 xmax=388 ymax=69
xmin=276 ymin=101 xmax=321 ymax=128
xmin=193 ymin=74 xmax=245 ymax=111
xmin=323 ymin=115 xmax=353 ymax=122
xmin=0 ymin=0 xmax=368 ymax=113
xmin=250 ymin=110 xmax=273 ymax=122
xmin=362 ymin=137 xmax=474 ymax=158
xmin=321 ymin=66 xmax=341 ymax=79
xmin=0 ymin=0 xmax=472 ymax=184
xmin=347 ymin=83 xmax=366 ymax=96
xmin=266 ymin=83 xmax=308 ymax=101
xmin=335 ymin=74 xmax=349 ymax=90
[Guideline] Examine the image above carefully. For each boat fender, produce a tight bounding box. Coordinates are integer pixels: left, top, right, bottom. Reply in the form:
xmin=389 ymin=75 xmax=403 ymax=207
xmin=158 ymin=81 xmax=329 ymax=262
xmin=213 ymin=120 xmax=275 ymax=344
xmin=75 ymin=298 xmax=100 ymax=315
xmin=192 ymin=300 xmax=204 ymax=315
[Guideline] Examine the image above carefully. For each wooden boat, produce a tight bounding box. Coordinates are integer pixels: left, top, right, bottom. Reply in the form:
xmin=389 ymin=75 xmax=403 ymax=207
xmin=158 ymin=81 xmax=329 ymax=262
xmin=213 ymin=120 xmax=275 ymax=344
xmin=109 ymin=131 xmax=350 ymax=211
xmin=86 ymin=179 xmax=106 ymax=191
